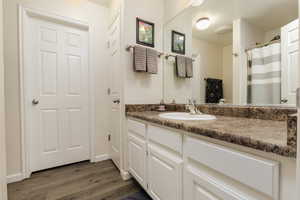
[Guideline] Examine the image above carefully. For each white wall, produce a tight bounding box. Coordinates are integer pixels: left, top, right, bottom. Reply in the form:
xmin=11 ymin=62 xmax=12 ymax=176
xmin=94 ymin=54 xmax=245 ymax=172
xmin=108 ymin=0 xmax=121 ymax=25
xmin=265 ymin=28 xmax=281 ymax=42
xmin=123 ymin=0 xmax=164 ymax=104
xmin=222 ymin=45 xmax=233 ymax=103
xmin=0 ymin=0 xmax=7 ymax=198
xmin=4 ymin=0 xmax=110 ymax=177
xmin=193 ymin=38 xmax=223 ymax=79
xmin=164 ymin=0 xmax=190 ymax=23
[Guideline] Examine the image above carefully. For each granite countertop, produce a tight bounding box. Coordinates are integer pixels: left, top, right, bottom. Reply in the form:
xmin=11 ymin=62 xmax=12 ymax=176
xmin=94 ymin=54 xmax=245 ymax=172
xmin=127 ymin=111 xmax=296 ymax=158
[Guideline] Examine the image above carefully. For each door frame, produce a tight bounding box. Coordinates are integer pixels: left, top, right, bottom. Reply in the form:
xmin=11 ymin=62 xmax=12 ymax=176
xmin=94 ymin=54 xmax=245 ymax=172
xmin=19 ymin=5 xmax=96 ymax=179
xmin=0 ymin=0 xmax=7 ymax=198
xmin=297 ymin=0 xmax=300 ymax=198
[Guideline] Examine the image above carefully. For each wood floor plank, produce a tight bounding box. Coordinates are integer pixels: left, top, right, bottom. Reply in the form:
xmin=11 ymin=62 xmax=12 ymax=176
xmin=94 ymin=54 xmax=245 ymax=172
xmin=8 ymin=160 xmax=146 ymax=200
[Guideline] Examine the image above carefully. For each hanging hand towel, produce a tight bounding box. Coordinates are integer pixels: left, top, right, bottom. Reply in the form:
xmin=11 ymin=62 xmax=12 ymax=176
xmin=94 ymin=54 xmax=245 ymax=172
xmin=146 ymin=48 xmax=158 ymax=74
xmin=176 ymin=55 xmax=186 ymax=78
xmin=134 ymin=46 xmax=147 ymax=72
xmin=185 ymin=57 xmax=193 ymax=78
xmin=205 ymin=78 xmax=223 ymax=103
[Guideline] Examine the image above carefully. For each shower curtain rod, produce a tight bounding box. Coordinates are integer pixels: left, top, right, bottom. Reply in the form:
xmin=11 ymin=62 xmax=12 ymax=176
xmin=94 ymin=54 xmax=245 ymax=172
xmin=245 ymin=39 xmax=281 ymax=52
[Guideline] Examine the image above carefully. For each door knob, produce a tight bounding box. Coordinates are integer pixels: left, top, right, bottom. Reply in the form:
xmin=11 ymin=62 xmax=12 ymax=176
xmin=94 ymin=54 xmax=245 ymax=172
xmin=281 ymin=99 xmax=288 ymax=104
xmin=113 ymin=99 xmax=120 ymax=104
xmin=32 ymin=99 xmax=39 ymax=105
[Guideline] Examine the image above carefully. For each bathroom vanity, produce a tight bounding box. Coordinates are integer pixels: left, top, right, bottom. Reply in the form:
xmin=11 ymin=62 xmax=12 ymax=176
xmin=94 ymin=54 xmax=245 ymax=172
xmin=122 ymin=0 xmax=299 ymax=199
xmin=125 ymin=104 xmax=297 ymax=200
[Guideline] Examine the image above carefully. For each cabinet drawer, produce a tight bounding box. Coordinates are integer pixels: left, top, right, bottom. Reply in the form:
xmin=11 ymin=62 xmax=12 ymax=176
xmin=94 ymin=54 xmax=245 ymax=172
xmin=184 ymin=136 xmax=279 ymax=199
xmin=148 ymin=125 xmax=182 ymax=154
xmin=128 ymin=119 xmax=146 ymax=138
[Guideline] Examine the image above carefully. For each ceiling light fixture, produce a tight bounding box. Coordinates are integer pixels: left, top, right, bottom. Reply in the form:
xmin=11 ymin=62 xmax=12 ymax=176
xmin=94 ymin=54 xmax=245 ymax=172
xmin=196 ymin=17 xmax=211 ymax=30
xmin=190 ymin=0 xmax=206 ymax=7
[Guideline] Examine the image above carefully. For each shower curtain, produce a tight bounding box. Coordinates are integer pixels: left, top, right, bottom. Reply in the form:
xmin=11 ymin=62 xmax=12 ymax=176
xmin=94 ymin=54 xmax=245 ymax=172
xmin=247 ymin=43 xmax=281 ymax=105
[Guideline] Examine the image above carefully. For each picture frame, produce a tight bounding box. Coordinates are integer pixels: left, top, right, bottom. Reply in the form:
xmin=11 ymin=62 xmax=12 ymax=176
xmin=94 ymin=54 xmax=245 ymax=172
xmin=172 ymin=30 xmax=186 ymax=55
xmin=136 ymin=18 xmax=155 ymax=48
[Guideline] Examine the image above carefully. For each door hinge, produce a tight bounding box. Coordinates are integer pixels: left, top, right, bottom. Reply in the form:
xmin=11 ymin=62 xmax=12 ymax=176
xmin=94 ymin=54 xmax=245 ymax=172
xmin=146 ymin=183 xmax=149 ymax=189
xmin=297 ymin=88 xmax=300 ymax=109
xmin=146 ymin=150 xmax=149 ymax=156
xmin=108 ymin=134 xmax=111 ymax=141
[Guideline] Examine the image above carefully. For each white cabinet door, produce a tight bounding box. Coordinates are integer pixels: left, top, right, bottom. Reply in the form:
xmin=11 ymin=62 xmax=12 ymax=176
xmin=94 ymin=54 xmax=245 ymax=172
xmin=128 ymin=134 xmax=147 ymax=188
xmin=184 ymin=165 xmax=249 ymax=200
xmin=148 ymin=144 xmax=183 ymax=200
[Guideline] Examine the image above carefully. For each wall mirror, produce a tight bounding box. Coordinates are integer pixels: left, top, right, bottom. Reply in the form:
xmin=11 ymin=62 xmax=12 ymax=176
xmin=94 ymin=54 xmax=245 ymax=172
xmin=163 ymin=0 xmax=298 ymax=107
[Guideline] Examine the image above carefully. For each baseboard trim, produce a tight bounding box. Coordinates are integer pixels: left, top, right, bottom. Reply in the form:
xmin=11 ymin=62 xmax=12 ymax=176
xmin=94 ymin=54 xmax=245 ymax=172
xmin=94 ymin=154 xmax=110 ymax=163
xmin=7 ymin=155 xmax=110 ymax=184
xmin=121 ymin=170 xmax=132 ymax=181
xmin=7 ymin=173 xmax=24 ymax=184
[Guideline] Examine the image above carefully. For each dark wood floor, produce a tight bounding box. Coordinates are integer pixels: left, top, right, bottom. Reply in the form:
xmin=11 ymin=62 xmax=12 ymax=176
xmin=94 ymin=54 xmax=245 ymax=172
xmin=8 ymin=160 xmax=144 ymax=200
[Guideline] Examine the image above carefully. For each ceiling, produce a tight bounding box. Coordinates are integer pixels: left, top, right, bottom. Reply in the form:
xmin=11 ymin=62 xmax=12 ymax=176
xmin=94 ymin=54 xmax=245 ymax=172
xmin=189 ymin=0 xmax=298 ymax=46
xmin=88 ymin=0 xmax=110 ymax=6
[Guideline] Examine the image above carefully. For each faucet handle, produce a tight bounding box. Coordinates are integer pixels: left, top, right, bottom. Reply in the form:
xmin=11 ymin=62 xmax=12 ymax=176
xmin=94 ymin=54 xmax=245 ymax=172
xmin=193 ymin=99 xmax=197 ymax=105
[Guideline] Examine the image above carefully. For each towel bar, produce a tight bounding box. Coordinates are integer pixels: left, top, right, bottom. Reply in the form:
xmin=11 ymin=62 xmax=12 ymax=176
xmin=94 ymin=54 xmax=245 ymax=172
xmin=126 ymin=45 xmax=164 ymax=58
xmin=165 ymin=54 xmax=195 ymax=62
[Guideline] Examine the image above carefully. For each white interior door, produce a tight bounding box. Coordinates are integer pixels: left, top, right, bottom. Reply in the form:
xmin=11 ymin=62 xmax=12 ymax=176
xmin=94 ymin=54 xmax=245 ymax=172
xmin=25 ymin=16 xmax=90 ymax=172
xmin=108 ymin=15 xmax=122 ymax=169
xmin=281 ymin=19 xmax=299 ymax=105
xmin=192 ymin=54 xmax=205 ymax=104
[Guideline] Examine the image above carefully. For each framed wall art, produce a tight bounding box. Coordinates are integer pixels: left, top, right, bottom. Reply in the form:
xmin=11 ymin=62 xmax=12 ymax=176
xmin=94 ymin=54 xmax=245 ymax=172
xmin=136 ymin=18 xmax=155 ymax=48
xmin=172 ymin=30 xmax=185 ymax=55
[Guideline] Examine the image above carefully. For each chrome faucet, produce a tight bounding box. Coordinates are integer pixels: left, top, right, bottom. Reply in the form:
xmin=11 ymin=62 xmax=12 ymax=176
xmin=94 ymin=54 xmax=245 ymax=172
xmin=186 ymin=99 xmax=202 ymax=115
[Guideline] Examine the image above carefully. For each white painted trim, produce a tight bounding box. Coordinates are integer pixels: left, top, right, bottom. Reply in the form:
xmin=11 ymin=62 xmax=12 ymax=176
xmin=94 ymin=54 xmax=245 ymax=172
xmin=0 ymin=0 xmax=7 ymax=197
xmin=121 ymin=170 xmax=132 ymax=181
xmin=119 ymin=0 xmax=129 ymax=178
xmin=94 ymin=154 xmax=110 ymax=163
xmin=6 ymin=174 xmax=25 ymax=184
xmin=18 ymin=5 xmax=96 ymax=178
xmin=297 ymin=113 xmax=300 ymax=198
xmin=23 ymin=7 xmax=89 ymax=30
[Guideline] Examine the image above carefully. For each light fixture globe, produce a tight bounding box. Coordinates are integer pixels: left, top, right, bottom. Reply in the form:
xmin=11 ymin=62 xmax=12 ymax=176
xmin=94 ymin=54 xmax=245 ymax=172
xmin=195 ymin=17 xmax=211 ymax=30
xmin=190 ymin=0 xmax=206 ymax=7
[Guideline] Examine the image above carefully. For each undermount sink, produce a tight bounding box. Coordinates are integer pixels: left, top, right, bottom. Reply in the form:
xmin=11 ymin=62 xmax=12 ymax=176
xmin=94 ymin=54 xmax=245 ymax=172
xmin=159 ymin=112 xmax=216 ymax=121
